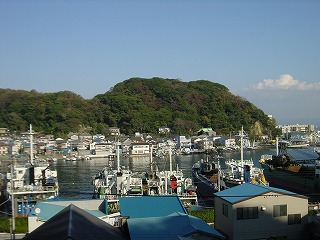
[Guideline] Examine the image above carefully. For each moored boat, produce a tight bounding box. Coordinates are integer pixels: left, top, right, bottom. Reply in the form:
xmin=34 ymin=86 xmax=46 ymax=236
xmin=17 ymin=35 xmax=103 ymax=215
xmin=222 ymin=127 xmax=268 ymax=187
xmin=192 ymin=127 xmax=268 ymax=207
xmin=259 ymin=139 xmax=320 ymax=201
xmin=6 ymin=161 xmax=59 ymax=216
xmin=92 ymin=146 xmax=197 ymax=203
xmin=191 ymin=152 xmax=226 ymax=207
xmin=4 ymin=125 xmax=59 ymax=217
xmin=222 ymin=158 xmax=267 ymax=187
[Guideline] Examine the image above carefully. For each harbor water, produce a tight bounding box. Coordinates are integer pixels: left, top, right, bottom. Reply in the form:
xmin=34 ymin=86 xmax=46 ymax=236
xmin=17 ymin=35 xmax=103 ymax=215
xmin=55 ymin=147 xmax=319 ymax=200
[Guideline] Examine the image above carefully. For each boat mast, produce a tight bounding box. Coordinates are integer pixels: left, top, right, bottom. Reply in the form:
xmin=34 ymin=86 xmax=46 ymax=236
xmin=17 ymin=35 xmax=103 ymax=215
xmin=240 ymin=126 xmax=244 ymax=169
xmin=29 ymin=124 xmax=34 ymax=164
xmin=117 ymin=141 xmax=120 ymax=173
xmin=150 ymin=145 xmax=153 ymax=173
xmin=169 ymin=147 xmax=172 ymax=175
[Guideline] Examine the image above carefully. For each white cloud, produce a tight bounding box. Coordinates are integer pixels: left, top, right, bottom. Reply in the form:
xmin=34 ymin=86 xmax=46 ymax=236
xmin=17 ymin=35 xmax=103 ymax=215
xmin=253 ymin=74 xmax=320 ymax=90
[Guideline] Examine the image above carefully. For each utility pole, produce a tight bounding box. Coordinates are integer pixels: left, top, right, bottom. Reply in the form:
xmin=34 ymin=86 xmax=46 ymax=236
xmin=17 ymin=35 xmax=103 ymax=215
xmin=11 ymin=163 xmax=15 ymax=240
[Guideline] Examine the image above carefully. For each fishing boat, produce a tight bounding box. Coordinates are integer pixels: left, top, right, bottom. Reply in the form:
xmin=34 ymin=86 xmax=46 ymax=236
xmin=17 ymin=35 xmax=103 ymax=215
xmin=191 ymin=149 xmax=227 ymax=207
xmin=259 ymin=139 xmax=320 ymax=201
xmin=191 ymin=127 xmax=267 ymax=207
xmin=222 ymin=159 xmax=267 ymax=187
xmin=92 ymin=146 xmax=196 ymax=201
xmin=222 ymin=127 xmax=268 ymax=187
xmin=5 ymin=125 xmax=59 ymax=216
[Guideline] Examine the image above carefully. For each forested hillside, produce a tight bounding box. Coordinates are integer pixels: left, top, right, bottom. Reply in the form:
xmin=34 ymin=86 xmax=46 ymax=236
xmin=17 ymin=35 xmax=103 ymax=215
xmin=0 ymin=78 xmax=276 ymax=137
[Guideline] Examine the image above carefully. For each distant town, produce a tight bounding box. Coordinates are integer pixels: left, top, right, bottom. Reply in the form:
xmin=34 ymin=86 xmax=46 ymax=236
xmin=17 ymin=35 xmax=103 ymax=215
xmin=0 ymin=123 xmax=319 ymax=160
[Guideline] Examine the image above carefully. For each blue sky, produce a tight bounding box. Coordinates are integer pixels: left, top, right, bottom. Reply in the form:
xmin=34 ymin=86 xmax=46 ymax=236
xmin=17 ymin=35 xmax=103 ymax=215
xmin=1 ymin=0 xmax=320 ymax=127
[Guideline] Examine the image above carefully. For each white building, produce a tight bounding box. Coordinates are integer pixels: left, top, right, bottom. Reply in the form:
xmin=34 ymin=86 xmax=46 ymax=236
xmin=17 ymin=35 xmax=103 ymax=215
xmin=130 ymin=142 xmax=150 ymax=155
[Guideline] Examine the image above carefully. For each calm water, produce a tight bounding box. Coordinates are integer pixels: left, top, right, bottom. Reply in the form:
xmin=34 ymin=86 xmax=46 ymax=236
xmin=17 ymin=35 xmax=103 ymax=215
xmin=54 ymin=147 xmax=319 ymax=200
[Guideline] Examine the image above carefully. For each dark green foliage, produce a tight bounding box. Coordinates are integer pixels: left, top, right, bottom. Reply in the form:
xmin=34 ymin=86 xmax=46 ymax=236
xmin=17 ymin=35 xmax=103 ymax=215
xmin=0 ymin=78 xmax=276 ymax=136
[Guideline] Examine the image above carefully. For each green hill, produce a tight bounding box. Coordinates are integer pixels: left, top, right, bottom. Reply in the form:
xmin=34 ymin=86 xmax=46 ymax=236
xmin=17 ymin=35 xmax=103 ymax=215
xmin=0 ymin=77 xmax=276 ymax=137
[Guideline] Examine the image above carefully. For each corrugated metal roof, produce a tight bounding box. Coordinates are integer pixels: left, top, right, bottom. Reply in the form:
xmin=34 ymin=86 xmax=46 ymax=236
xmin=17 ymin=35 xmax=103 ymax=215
xmin=29 ymin=200 xmax=107 ymax=221
xmin=29 ymin=202 xmax=65 ymax=221
xmin=127 ymin=212 xmax=225 ymax=240
xmin=119 ymin=195 xmax=187 ymax=218
xmin=214 ymin=183 xmax=308 ymax=204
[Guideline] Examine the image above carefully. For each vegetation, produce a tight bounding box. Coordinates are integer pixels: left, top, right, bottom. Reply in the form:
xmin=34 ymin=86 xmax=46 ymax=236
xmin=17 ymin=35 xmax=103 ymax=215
xmin=188 ymin=209 xmax=214 ymax=224
xmin=0 ymin=217 xmax=28 ymax=233
xmin=0 ymin=77 xmax=277 ymax=137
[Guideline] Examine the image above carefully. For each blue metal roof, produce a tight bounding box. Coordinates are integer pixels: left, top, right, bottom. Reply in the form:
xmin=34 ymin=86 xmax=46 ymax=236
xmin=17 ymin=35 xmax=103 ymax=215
xmin=30 ymin=201 xmax=65 ymax=221
xmin=119 ymin=195 xmax=187 ymax=218
xmin=29 ymin=199 xmax=107 ymax=221
xmin=214 ymin=183 xmax=308 ymax=204
xmin=127 ymin=212 xmax=225 ymax=240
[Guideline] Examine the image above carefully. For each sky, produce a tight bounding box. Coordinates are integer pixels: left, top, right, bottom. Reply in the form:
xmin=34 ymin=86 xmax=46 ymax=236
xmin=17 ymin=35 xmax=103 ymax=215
xmin=1 ymin=0 xmax=320 ymax=128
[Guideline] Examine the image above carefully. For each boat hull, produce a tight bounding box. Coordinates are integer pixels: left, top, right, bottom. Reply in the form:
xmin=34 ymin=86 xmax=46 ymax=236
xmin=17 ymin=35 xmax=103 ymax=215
xmin=192 ymin=167 xmax=220 ymax=207
xmin=261 ymin=163 xmax=320 ymax=201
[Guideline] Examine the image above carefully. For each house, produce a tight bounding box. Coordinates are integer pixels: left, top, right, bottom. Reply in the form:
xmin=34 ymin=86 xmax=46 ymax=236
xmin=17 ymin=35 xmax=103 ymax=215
xmin=130 ymin=142 xmax=150 ymax=155
xmin=194 ymin=137 xmax=215 ymax=150
xmin=224 ymin=138 xmax=236 ymax=148
xmin=197 ymin=128 xmax=217 ymax=137
xmin=176 ymin=136 xmax=191 ymax=149
xmin=90 ymin=142 xmax=114 ymax=156
xmin=78 ymin=132 xmax=92 ymax=141
xmin=27 ymin=199 xmax=109 ymax=232
xmin=0 ymin=128 xmax=8 ymax=134
xmin=24 ymin=204 xmax=129 ymax=240
xmin=159 ymin=126 xmax=171 ymax=134
xmin=214 ymin=183 xmax=308 ymax=240
xmin=107 ymin=127 xmax=121 ymax=136
xmin=0 ymin=142 xmax=10 ymax=155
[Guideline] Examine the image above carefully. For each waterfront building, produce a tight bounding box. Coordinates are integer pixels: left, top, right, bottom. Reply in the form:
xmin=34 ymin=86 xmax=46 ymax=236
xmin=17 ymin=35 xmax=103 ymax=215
xmin=129 ymin=142 xmax=150 ymax=155
xmin=277 ymin=124 xmax=315 ymax=134
xmin=176 ymin=135 xmax=192 ymax=149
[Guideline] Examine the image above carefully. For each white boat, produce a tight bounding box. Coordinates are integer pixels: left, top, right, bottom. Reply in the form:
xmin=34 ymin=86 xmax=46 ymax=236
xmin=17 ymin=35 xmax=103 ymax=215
xmin=223 ymin=158 xmax=267 ymax=187
xmin=222 ymin=127 xmax=268 ymax=187
xmin=92 ymin=146 xmax=196 ymax=200
xmin=5 ymin=125 xmax=59 ymax=216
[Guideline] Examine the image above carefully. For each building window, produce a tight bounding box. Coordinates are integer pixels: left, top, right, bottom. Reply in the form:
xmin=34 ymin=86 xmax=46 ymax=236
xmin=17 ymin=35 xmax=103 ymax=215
xmin=237 ymin=207 xmax=258 ymax=220
xmin=273 ymin=205 xmax=287 ymax=217
xmin=288 ymin=214 xmax=301 ymax=225
xmin=223 ymin=203 xmax=228 ymax=217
